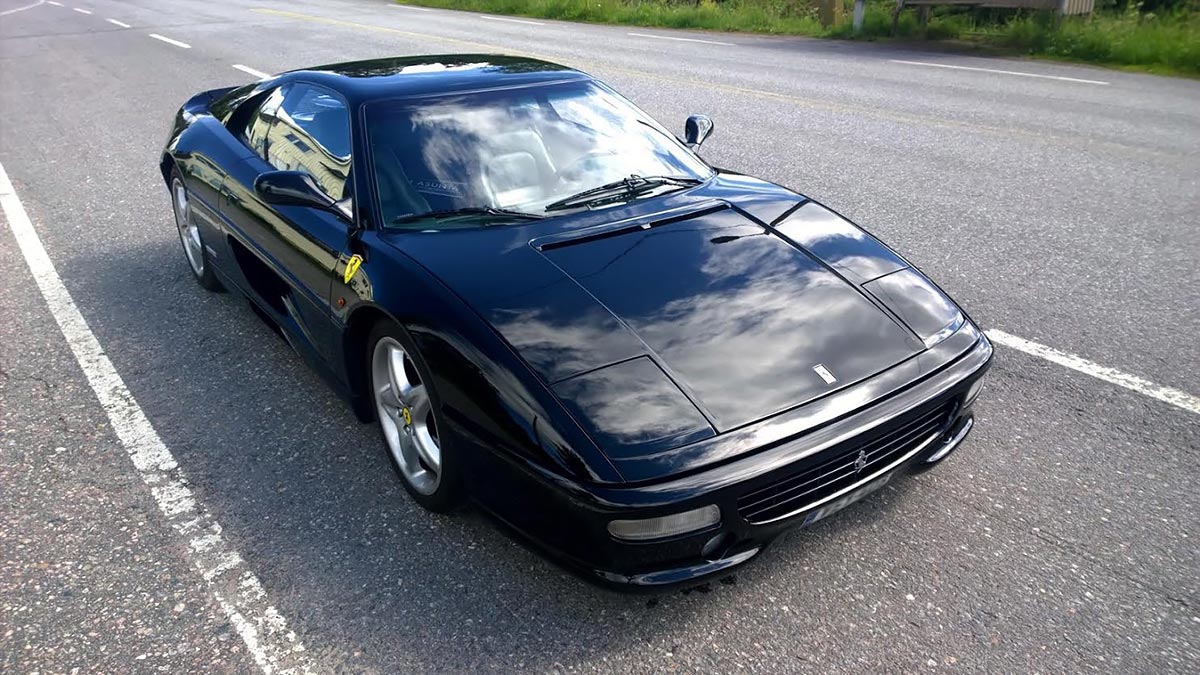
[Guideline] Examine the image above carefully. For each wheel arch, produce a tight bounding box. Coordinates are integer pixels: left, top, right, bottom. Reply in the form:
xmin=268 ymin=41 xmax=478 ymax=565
xmin=342 ymin=302 xmax=398 ymax=423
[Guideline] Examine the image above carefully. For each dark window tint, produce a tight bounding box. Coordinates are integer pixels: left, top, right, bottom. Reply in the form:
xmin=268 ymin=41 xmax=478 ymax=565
xmin=266 ymin=83 xmax=352 ymax=201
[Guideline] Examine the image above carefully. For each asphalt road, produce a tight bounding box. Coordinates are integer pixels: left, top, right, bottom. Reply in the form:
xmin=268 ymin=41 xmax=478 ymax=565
xmin=1 ymin=0 xmax=1197 ymax=672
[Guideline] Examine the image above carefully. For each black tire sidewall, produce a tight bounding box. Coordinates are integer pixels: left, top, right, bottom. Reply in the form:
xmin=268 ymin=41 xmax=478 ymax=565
xmin=366 ymin=319 xmax=463 ymax=512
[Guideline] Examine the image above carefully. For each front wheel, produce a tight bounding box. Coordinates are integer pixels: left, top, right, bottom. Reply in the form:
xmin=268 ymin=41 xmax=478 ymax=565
xmin=368 ymin=321 xmax=463 ymax=512
xmin=170 ymin=170 xmax=222 ymax=292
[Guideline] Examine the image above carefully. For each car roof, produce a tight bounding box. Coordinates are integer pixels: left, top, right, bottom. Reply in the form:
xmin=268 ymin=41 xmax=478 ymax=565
xmin=278 ymin=54 xmax=591 ymax=103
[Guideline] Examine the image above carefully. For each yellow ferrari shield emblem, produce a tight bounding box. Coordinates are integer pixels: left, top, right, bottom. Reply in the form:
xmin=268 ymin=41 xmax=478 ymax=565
xmin=343 ymin=254 xmax=363 ymax=284
xmin=401 ymin=407 xmax=412 ymax=426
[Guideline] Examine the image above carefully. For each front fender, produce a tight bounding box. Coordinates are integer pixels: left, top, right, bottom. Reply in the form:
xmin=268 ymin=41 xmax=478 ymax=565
xmin=335 ymin=232 xmax=623 ymax=485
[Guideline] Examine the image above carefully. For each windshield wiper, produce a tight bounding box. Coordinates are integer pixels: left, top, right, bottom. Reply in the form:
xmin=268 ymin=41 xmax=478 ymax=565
xmin=544 ymin=175 xmax=702 ymax=212
xmin=392 ymin=206 xmax=544 ymax=225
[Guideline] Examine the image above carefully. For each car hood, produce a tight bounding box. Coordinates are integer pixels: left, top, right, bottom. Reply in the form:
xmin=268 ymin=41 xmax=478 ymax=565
xmin=393 ymin=196 xmax=932 ymax=478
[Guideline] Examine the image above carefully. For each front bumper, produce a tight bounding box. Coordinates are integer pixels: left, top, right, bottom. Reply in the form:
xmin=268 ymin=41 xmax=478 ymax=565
xmin=465 ymin=333 xmax=993 ymax=589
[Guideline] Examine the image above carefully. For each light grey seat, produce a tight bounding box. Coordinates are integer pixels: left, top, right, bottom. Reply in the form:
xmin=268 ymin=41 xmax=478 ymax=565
xmin=480 ymin=130 xmax=554 ymax=207
xmin=482 ymin=151 xmax=543 ymax=206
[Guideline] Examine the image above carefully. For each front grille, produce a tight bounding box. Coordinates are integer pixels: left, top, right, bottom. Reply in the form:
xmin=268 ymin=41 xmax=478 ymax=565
xmin=737 ymin=400 xmax=955 ymax=524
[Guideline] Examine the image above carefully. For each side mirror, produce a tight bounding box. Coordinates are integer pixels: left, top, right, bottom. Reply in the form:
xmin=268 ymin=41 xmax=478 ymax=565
xmin=684 ymin=114 xmax=714 ymax=150
xmin=255 ymin=170 xmax=337 ymax=211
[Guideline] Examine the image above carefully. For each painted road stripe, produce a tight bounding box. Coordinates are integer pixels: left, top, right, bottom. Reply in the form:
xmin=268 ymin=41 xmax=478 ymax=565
xmin=0 ymin=161 xmax=317 ymax=674
xmin=478 ymin=14 xmax=545 ymax=26
xmin=106 ymin=17 xmax=130 ymax=28
xmin=233 ymin=64 xmax=271 ymax=79
xmin=889 ymin=59 xmax=1110 ymax=85
xmin=149 ymin=33 xmax=191 ymax=48
xmin=0 ymin=0 xmax=44 ymax=16
xmin=986 ymin=330 xmax=1199 ymax=415
xmin=628 ymin=32 xmax=733 ymax=46
xmin=48 ymin=0 xmax=63 ymax=6
xmin=389 ymin=3 xmax=432 ymax=9
xmin=72 ymin=6 xmax=90 ymax=13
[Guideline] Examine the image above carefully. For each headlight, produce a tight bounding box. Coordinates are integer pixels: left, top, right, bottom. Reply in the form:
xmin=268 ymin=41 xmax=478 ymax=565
xmin=864 ymin=268 xmax=964 ymax=348
xmin=923 ymin=312 xmax=966 ymax=348
xmin=607 ymin=505 xmax=721 ymax=542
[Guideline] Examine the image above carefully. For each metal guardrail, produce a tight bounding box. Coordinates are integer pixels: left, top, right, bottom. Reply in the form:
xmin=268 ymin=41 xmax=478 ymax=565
xmin=897 ymin=0 xmax=1094 ymax=13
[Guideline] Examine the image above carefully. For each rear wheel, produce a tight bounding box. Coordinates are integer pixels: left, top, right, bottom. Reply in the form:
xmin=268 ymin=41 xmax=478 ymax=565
xmin=170 ymin=170 xmax=222 ymax=292
xmin=368 ymin=321 xmax=462 ymax=512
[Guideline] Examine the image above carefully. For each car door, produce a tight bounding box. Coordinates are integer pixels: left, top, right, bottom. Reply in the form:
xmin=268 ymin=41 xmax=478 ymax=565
xmin=219 ymin=82 xmax=353 ymax=366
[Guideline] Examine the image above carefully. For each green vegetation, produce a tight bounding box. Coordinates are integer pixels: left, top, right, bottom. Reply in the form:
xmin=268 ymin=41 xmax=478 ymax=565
xmin=398 ymin=0 xmax=1200 ymax=76
xmin=404 ymin=0 xmax=827 ymax=34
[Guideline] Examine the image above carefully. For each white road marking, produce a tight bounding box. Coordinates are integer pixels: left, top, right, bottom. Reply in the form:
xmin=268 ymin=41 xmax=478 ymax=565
xmin=0 ymin=160 xmax=318 ymax=674
xmin=72 ymin=6 xmax=91 ymax=13
xmin=106 ymin=17 xmax=130 ymax=28
xmin=149 ymin=33 xmax=191 ymax=49
xmin=48 ymin=0 xmax=63 ymax=5
xmin=389 ymin=3 xmax=432 ymax=10
xmin=478 ymin=14 xmax=544 ymax=26
xmin=233 ymin=64 xmax=270 ymax=79
xmin=889 ymin=59 xmax=1110 ymax=85
xmin=628 ymin=32 xmax=733 ymax=46
xmin=0 ymin=0 xmax=44 ymax=16
xmin=986 ymin=329 xmax=1200 ymax=415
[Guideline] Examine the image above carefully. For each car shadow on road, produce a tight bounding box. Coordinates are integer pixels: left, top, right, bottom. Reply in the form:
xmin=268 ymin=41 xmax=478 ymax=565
xmin=77 ymin=237 xmax=920 ymax=671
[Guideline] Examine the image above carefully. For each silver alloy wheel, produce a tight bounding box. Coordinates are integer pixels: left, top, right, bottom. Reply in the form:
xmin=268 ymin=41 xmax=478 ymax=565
xmin=171 ymin=178 xmax=204 ymax=276
xmin=371 ymin=336 xmax=441 ymax=495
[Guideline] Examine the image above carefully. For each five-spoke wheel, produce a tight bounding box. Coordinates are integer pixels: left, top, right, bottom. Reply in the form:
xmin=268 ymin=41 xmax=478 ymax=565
xmin=371 ymin=336 xmax=442 ymax=495
xmin=368 ymin=323 xmax=461 ymax=510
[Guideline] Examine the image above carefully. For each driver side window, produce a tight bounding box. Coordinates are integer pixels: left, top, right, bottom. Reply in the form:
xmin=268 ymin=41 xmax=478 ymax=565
xmin=265 ymin=83 xmax=352 ymax=202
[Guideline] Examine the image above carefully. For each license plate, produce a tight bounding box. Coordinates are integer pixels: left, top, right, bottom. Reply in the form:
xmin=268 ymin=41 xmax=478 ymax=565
xmin=802 ymin=472 xmax=894 ymax=527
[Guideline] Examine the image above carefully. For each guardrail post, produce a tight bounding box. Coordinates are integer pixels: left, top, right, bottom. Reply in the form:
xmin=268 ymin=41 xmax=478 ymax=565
xmin=853 ymin=0 xmax=866 ymax=32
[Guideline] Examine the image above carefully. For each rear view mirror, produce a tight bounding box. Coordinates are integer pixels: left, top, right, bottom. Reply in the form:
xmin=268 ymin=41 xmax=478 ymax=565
xmin=684 ymin=114 xmax=714 ymax=150
xmin=255 ymin=171 xmax=337 ymax=211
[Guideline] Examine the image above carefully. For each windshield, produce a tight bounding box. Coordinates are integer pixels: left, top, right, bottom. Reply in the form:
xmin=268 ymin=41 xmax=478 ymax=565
xmin=366 ymin=80 xmax=712 ymax=228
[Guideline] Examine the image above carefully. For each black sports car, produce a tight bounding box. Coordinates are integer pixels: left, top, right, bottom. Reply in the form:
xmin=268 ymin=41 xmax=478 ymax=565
xmin=161 ymin=55 xmax=991 ymax=587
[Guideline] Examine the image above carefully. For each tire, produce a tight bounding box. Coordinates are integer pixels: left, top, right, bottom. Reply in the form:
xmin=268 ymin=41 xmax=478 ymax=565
xmin=169 ymin=169 xmax=223 ymax=292
xmin=367 ymin=320 xmax=463 ymax=512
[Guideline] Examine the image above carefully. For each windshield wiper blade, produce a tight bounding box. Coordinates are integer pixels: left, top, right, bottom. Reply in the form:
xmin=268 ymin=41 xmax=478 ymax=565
xmin=544 ymin=175 xmax=702 ymax=212
xmin=392 ymin=206 xmax=544 ymax=225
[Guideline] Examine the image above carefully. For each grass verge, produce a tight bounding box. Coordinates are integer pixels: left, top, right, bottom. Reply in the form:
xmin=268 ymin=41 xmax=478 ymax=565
xmin=397 ymin=0 xmax=1200 ymax=76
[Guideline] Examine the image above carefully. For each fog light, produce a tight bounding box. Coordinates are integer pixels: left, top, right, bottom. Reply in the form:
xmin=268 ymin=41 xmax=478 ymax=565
xmin=608 ymin=505 xmax=721 ymax=542
xmin=965 ymin=377 xmax=985 ymax=406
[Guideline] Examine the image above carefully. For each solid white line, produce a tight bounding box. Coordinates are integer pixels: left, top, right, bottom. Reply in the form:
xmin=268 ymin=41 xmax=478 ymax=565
xmin=986 ymin=329 xmax=1200 ymax=415
xmin=889 ymin=59 xmax=1110 ymax=85
xmin=389 ymin=3 xmax=432 ymax=10
xmin=0 ymin=160 xmax=318 ymax=674
xmin=149 ymin=33 xmax=191 ymax=48
xmin=628 ymin=32 xmax=733 ymax=47
xmin=106 ymin=17 xmax=130 ymax=28
xmin=478 ymin=14 xmax=544 ymax=26
xmin=0 ymin=0 xmax=44 ymax=16
xmin=233 ymin=64 xmax=270 ymax=79
xmin=72 ymin=6 xmax=91 ymax=13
